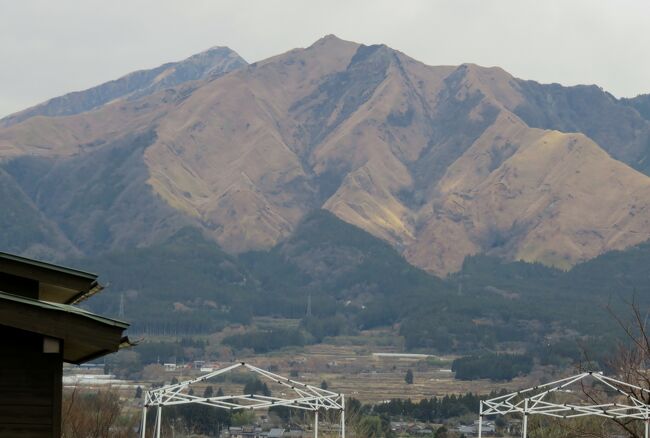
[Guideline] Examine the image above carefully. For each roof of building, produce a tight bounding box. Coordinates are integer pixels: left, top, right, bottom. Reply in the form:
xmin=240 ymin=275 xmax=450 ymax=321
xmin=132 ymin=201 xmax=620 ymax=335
xmin=0 ymin=251 xmax=102 ymax=304
xmin=0 ymin=290 xmax=129 ymax=364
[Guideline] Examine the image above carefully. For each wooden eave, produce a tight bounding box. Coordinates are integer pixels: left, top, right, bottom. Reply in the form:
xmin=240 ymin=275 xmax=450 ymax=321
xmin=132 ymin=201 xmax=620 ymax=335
xmin=0 ymin=291 xmax=129 ymax=364
xmin=0 ymin=252 xmax=101 ymax=304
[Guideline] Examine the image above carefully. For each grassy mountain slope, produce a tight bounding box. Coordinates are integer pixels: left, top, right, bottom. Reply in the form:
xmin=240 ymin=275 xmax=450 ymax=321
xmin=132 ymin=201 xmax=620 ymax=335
xmin=2 ymin=131 xmax=197 ymax=255
xmin=1 ymin=35 xmax=650 ymax=278
xmin=621 ymin=94 xmax=650 ymax=122
xmin=1 ymin=47 xmax=246 ymax=126
xmin=513 ymin=81 xmax=650 ymax=175
xmin=0 ymin=167 xmax=78 ymax=260
xmin=140 ymin=40 xmax=650 ymax=273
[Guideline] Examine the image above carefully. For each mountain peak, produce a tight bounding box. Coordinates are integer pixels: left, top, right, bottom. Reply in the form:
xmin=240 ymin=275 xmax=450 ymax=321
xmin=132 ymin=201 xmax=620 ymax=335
xmin=203 ymin=45 xmax=236 ymax=52
xmin=443 ymin=62 xmax=523 ymax=110
xmin=308 ymin=34 xmax=359 ymax=51
xmin=1 ymin=45 xmax=247 ymax=127
xmin=190 ymin=45 xmax=246 ymax=62
xmin=313 ymin=33 xmax=344 ymax=43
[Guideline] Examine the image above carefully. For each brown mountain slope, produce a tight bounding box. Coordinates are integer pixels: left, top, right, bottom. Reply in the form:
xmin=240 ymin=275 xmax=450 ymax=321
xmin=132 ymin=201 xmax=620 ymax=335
xmin=512 ymin=82 xmax=650 ymax=175
xmin=143 ymin=35 xmax=362 ymax=252
xmin=0 ymin=91 xmax=166 ymax=158
xmin=1 ymin=46 xmax=246 ymax=127
xmin=1 ymin=36 xmax=650 ymax=274
xmin=405 ymin=113 xmax=650 ymax=272
xmin=320 ymin=61 xmax=650 ymax=272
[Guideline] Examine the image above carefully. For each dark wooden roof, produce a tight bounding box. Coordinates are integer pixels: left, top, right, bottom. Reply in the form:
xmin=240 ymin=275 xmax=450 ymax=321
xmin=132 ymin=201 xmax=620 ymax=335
xmin=0 ymin=251 xmax=102 ymax=304
xmin=0 ymin=291 xmax=129 ymax=364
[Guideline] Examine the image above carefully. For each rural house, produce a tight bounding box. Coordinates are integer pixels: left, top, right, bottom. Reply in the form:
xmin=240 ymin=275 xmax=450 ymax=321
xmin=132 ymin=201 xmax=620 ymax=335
xmin=0 ymin=251 xmax=129 ymax=437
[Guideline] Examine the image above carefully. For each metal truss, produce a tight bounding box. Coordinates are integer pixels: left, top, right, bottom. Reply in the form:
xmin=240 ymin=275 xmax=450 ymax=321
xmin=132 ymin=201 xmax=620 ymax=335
xmin=141 ymin=362 xmax=345 ymax=438
xmin=478 ymin=371 xmax=650 ymax=438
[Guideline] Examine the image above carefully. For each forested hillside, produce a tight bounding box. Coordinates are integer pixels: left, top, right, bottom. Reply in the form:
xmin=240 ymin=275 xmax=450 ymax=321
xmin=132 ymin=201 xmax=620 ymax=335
xmin=71 ymin=210 xmax=649 ymax=364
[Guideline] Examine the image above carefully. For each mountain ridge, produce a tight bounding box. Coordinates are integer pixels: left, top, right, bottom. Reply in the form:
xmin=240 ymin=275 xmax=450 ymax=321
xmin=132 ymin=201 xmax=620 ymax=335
xmin=0 ymin=46 xmax=247 ymax=127
xmin=2 ymin=35 xmax=650 ymax=274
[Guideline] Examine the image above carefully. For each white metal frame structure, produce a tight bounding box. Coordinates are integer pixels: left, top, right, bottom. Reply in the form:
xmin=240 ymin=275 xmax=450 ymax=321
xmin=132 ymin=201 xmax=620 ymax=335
xmin=478 ymin=371 xmax=650 ymax=438
xmin=141 ymin=362 xmax=345 ymax=438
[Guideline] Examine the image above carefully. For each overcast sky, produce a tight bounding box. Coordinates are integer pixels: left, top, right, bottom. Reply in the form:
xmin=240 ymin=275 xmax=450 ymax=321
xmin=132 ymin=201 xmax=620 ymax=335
xmin=2 ymin=0 xmax=649 ymax=117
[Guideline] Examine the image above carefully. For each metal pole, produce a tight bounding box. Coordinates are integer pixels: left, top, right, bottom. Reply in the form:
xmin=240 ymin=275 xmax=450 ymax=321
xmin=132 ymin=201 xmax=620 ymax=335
xmin=153 ymin=408 xmax=158 ymax=437
xmin=314 ymin=410 xmax=319 ymax=438
xmin=152 ymin=409 xmax=157 ymax=438
xmin=341 ymin=396 xmax=346 ymax=438
xmin=156 ymin=405 xmax=162 ymax=438
xmin=645 ymin=418 xmax=648 ymax=438
xmin=478 ymin=401 xmax=483 ymax=438
xmin=141 ymin=406 xmax=148 ymax=438
xmin=522 ymin=399 xmax=528 ymax=438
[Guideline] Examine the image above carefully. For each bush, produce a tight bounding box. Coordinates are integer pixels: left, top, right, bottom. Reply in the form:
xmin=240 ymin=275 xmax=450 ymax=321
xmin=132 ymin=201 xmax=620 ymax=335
xmin=222 ymin=329 xmax=306 ymax=353
xmin=452 ymin=353 xmax=533 ymax=381
xmin=243 ymin=378 xmax=271 ymax=396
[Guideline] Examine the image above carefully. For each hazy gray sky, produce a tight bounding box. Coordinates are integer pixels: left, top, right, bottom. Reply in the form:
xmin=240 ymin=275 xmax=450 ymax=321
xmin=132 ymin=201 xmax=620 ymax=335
xmin=2 ymin=0 xmax=649 ymax=117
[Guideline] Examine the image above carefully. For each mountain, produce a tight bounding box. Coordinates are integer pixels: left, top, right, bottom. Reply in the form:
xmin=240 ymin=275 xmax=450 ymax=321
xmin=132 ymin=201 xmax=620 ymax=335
xmin=512 ymin=83 xmax=650 ymax=175
xmin=0 ymin=166 xmax=78 ymax=260
xmin=3 ymin=131 xmax=197 ymax=257
xmin=1 ymin=35 xmax=650 ymax=276
xmin=0 ymin=46 xmax=246 ymax=127
xmin=621 ymin=94 xmax=650 ymax=122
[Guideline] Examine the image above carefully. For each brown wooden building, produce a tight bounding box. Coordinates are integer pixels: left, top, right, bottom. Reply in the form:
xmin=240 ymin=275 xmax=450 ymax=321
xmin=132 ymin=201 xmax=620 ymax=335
xmin=0 ymin=251 xmax=129 ymax=437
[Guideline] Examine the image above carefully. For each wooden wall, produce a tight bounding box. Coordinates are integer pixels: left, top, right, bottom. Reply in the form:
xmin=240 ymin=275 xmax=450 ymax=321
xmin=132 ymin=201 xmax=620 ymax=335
xmin=0 ymin=325 xmax=62 ymax=438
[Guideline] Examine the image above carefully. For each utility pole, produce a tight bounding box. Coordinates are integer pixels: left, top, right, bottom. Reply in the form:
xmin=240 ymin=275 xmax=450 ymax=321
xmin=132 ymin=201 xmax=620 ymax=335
xmin=306 ymin=293 xmax=312 ymax=317
xmin=119 ymin=293 xmax=125 ymax=318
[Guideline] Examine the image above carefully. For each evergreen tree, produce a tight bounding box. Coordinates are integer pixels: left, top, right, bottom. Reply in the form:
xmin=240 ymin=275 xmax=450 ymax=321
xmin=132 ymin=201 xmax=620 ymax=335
xmin=204 ymin=385 xmax=214 ymax=398
xmin=405 ymin=369 xmax=414 ymax=385
xmin=357 ymin=416 xmax=383 ymax=438
xmin=244 ymin=379 xmax=271 ymax=396
xmin=435 ymin=425 xmax=449 ymax=438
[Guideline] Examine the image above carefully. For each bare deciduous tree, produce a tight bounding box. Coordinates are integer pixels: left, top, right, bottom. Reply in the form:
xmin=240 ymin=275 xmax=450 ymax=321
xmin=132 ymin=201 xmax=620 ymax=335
xmin=548 ymin=301 xmax=650 ymax=438
xmin=601 ymin=300 xmax=650 ymax=437
xmin=61 ymin=386 xmax=138 ymax=438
